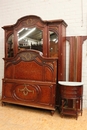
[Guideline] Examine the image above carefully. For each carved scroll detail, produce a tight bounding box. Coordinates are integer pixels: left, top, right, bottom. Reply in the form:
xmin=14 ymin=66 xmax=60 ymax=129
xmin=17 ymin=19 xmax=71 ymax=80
xmin=18 ymin=84 xmax=34 ymax=96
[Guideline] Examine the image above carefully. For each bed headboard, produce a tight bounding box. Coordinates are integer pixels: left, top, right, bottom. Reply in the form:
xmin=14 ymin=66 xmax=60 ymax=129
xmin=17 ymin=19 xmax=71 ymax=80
xmin=4 ymin=50 xmax=58 ymax=82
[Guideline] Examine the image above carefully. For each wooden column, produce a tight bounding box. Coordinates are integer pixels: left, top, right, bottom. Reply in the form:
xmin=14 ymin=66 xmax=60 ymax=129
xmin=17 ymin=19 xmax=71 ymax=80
xmin=76 ymin=36 xmax=83 ymax=81
xmin=66 ymin=36 xmax=77 ymax=81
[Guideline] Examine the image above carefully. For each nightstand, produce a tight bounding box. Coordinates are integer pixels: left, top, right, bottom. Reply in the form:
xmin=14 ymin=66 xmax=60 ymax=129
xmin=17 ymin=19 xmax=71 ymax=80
xmin=58 ymin=81 xmax=83 ymax=120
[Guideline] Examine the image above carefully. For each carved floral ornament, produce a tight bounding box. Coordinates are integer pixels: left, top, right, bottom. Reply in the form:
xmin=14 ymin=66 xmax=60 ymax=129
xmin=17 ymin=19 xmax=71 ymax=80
xmin=18 ymin=84 xmax=34 ymax=96
xmin=22 ymin=18 xmax=39 ymax=26
xmin=19 ymin=52 xmax=37 ymax=61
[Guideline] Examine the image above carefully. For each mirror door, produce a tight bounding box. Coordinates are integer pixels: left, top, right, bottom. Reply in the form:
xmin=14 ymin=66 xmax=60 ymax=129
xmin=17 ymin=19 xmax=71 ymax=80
xmin=7 ymin=34 xmax=14 ymax=58
xmin=17 ymin=27 xmax=43 ymax=52
xmin=49 ymin=31 xmax=58 ymax=57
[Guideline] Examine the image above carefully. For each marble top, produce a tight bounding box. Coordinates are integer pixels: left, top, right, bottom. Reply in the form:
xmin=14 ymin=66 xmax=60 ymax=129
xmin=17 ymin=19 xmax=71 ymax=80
xmin=58 ymin=81 xmax=84 ymax=86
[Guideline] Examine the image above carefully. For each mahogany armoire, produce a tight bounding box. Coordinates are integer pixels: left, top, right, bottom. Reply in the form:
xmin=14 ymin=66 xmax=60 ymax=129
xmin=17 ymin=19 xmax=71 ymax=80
xmin=1 ymin=15 xmax=67 ymax=115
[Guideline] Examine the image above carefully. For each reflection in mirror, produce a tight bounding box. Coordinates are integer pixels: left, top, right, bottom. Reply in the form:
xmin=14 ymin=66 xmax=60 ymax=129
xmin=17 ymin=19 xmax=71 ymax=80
xmin=49 ymin=31 xmax=58 ymax=57
xmin=18 ymin=27 xmax=43 ymax=52
xmin=7 ymin=34 xmax=14 ymax=57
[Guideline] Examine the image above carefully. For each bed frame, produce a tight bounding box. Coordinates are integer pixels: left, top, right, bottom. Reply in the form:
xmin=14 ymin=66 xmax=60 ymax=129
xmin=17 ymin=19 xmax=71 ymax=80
xmin=2 ymin=50 xmax=58 ymax=115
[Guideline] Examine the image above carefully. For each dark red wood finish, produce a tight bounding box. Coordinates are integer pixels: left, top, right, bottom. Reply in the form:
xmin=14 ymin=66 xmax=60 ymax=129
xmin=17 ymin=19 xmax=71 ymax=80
xmin=59 ymin=84 xmax=83 ymax=119
xmin=66 ymin=36 xmax=87 ymax=82
xmin=2 ymin=15 xmax=67 ymax=114
xmin=2 ymin=50 xmax=58 ymax=114
xmin=2 ymin=15 xmax=67 ymax=81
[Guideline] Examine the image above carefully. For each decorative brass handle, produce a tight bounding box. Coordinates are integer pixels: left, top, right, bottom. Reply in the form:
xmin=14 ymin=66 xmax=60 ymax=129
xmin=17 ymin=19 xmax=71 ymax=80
xmin=19 ymin=84 xmax=34 ymax=96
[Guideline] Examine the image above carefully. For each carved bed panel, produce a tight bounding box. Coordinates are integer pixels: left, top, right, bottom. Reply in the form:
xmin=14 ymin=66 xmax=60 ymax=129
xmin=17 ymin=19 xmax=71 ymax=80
xmin=2 ymin=79 xmax=56 ymax=110
xmin=4 ymin=50 xmax=57 ymax=82
xmin=2 ymin=50 xmax=58 ymax=114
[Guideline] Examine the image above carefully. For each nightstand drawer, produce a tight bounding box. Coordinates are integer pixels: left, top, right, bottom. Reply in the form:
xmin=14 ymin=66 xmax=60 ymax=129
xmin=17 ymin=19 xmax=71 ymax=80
xmin=60 ymin=86 xmax=83 ymax=98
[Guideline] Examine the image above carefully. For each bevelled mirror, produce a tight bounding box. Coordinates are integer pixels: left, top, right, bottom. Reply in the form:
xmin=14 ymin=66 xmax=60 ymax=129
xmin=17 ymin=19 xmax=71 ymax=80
xmin=7 ymin=34 xmax=14 ymax=57
xmin=17 ymin=27 xmax=43 ymax=52
xmin=49 ymin=31 xmax=58 ymax=57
